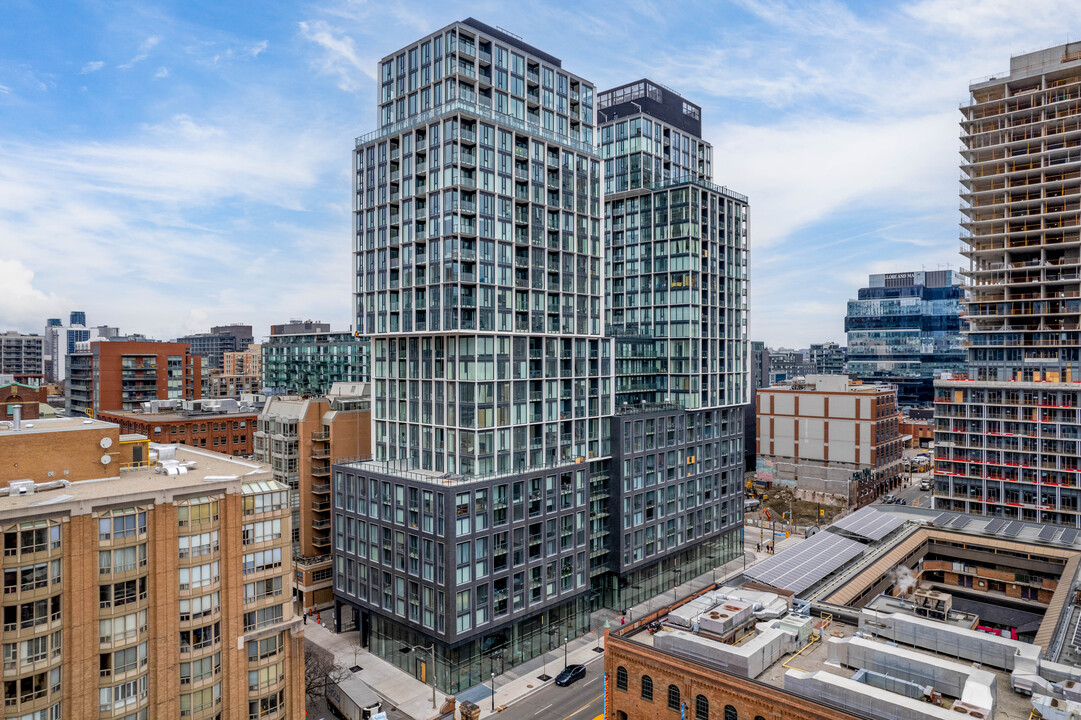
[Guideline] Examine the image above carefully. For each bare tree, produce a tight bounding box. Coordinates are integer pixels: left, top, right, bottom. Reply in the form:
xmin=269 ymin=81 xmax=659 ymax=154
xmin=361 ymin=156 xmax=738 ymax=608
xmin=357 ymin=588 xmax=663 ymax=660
xmin=305 ymin=640 xmax=349 ymax=705
xmin=349 ymin=634 xmax=365 ymax=668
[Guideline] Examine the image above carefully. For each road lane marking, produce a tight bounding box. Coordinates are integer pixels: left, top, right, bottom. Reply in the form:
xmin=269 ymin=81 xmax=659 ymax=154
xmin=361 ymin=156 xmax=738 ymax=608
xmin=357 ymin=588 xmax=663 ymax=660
xmin=583 ymin=677 xmax=598 ymax=686
xmin=534 ymin=704 xmax=553 ymax=716
xmin=556 ymin=694 xmax=602 ymax=720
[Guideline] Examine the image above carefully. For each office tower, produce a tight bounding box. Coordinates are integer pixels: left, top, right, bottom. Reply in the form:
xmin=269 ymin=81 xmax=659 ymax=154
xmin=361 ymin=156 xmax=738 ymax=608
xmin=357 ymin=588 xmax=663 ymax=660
xmin=744 ymin=341 xmax=770 ymax=471
xmin=68 ymin=311 xmax=85 ymax=327
xmin=935 ymin=44 xmax=1081 ymax=524
xmin=768 ymin=347 xmax=814 ymax=384
xmin=43 ymin=314 xmax=89 ymax=384
xmin=261 ymin=329 xmax=366 ymax=395
xmin=846 ymin=270 xmax=965 ymax=406
xmin=66 ymin=341 xmax=202 ymax=416
xmin=336 ymin=17 xmax=607 ymax=693
xmin=0 ymin=331 xmax=45 ymax=385
xmin=600 ymin=79 xmax=748 ymax=608
xmin=0 ymin=419 xmax=304 ymax=719
xmin=808 ymin=341 xmax=846 ymax=376
xmin=254 ymin=383 xmax=371 ymax=611
xmin=178 ymin=324 xmax=253 ymax=372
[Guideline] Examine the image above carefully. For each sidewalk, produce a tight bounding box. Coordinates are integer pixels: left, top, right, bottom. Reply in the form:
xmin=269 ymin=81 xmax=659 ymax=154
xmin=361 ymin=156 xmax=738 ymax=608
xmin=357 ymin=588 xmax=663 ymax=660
xmin=305 ymin=523 xmax=805 ymax=720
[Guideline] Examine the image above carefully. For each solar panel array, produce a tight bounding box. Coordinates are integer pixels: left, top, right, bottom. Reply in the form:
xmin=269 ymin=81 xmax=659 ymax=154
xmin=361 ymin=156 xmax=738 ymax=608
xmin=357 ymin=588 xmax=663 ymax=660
xmin=1072 ymin=614 xmax=1081 ymax=651
xmin=832 ymin=507 xmax=904 ymax=541
xmin=933 ymin=512 xmax=952 ymax=527
xmin=1001 ymin=521 xmax=1024 ymax=537
xmin=949 ymin=515 xmax=972 ymax=529
xmin=1038 ymin=526 xmax=1057 ymax=542
xmin=1059 ymin=528 xmax=1079 ymax=546
xmin=745 ymin=531 xmax=865 ymax=595
xmin=984 ymin=518 xmax=1006 ymax=534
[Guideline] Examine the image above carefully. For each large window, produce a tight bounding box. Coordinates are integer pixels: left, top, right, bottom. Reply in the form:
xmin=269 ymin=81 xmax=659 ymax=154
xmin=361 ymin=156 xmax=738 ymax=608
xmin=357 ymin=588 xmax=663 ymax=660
xmin=243 ymin=604 xmax=284 ymax=632
xmin=99 ymin=510 xmax=147 ymax=540
xmin=243 ymin=549 xmax=282 ymax=575
xmin=179 ymin=592 xmax=219 ymax=622
xmin=616 ymin=666 xmax=627 ymax=691
xmin=177 ymin=499 xmax=218 ymax=527
xmin=724 ymin=706 xmax=737 ymax=720
xmin=695 ymin=695 xmax=709 ymax=720
xmin=667 ymin=685 xmax=680 ymax=711
xmin=178 ymin=562 xmax=219 ymax=591
xmin=178 ymin=532 xmax=218 ymax=558
xmin=641 ymin=675 xmax=653 ymax=700
xmin=180 ymin=653 xmax=220 ymax=685
xmin=180 ymin=683 xmax=221 ymax=716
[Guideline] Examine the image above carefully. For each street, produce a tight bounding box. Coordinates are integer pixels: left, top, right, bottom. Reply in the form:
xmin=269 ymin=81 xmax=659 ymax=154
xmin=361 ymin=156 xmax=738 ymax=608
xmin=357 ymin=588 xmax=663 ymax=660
xmin=495 ymin=671 xmax=604 ymax=720
xmin=878 ymin=468 xmax=933 ymax=508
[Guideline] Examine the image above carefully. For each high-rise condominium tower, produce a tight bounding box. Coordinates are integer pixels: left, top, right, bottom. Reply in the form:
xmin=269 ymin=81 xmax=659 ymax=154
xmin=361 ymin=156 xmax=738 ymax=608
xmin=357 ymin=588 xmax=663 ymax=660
xmin=333 ymin=21 xmax=748 ymax=694
xmin=935 ymin=43 xmax=1081 ymax=525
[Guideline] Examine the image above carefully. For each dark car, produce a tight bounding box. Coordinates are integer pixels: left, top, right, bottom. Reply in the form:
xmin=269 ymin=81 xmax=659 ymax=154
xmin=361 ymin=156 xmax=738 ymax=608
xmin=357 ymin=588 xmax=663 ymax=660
xmin=555 ymin=664 xmax=586 ymax=686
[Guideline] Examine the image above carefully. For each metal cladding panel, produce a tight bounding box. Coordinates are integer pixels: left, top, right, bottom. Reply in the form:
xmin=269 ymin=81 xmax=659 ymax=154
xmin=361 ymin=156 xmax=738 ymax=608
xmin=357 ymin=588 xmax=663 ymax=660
xmin=745 ymin=531 xmax=865 ymax=595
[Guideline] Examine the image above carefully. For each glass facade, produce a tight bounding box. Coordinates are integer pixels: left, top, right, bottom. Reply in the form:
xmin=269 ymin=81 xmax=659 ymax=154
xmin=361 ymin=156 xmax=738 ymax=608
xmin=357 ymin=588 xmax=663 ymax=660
xmin=260 ymin=333 xmax=367 ymax=396
xmin=845 ymin=270 xmax=965 ymax=406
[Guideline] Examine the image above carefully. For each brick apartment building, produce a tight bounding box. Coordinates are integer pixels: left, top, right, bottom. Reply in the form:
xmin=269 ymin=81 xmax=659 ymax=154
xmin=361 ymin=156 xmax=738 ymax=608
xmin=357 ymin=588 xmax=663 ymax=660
xmin=98 ymin=404 xmax=257 ymax=457
xmin=0 ymin=420 xmax=304 ymax=720
xmin=67 ymin=341 xmax=201 ymax=416
xmin=756 ymin=375 xmax=903 ymax=508
xmin=0 ymin=416 xmax=150 ymax=486
xmin=254 ymin=383 xmax=371 ymax=610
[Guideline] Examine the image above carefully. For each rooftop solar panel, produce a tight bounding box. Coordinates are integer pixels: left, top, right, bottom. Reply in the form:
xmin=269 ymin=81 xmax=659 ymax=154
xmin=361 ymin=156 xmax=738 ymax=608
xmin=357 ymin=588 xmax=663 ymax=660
xmin=949 ymin=515 xmax=972 ymax=529
xmin=745 ymin=531 xmax=865 ymax=595
xmin=983 ymin=518 xmax=1006 ymax=534
xmin=832 ymin=507 xmax=905 ymax=541
xmin=1059 ymin=528 xmax=1079 ymax=546
xmin=1037 ymin=526 xmax=1057 ymax=542
xmin=932 ymin=513 xmax=953 ymax=527
xmin=1001 ymin=521 xmax=1023 ymax=537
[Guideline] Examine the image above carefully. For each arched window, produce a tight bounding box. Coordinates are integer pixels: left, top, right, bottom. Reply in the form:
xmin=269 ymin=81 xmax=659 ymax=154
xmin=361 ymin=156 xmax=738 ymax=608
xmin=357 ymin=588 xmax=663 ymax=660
xmin=667 ymin=685 xmax=681 ymax=711
xmin=696 ymin=695 xmax=709 ymax=720
xmin=616 ymin=666 xmax=628 ymax=691
xmin=755 ymin=716 xmax=765 ymax=720
xmin=724 ymin=705 xmax=738 ymax=720
xmin=641 ymin=675 xmax=653 ymax=701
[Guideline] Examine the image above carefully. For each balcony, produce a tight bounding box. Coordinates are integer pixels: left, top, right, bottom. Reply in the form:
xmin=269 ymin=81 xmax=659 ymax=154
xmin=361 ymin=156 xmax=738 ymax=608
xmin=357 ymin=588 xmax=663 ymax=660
xmin=312 ymin=518 xmax=331 ymax=530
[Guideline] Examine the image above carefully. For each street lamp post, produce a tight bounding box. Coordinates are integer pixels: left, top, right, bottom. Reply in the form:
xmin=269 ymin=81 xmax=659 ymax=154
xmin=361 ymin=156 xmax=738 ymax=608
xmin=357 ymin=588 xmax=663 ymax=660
xmin=563 ymin=636 xmax=568 ymax=668
xmin=400 ymin=644 xmax=437 ymax=709
xmin=491 ymin=672 xmax=496 ymax=711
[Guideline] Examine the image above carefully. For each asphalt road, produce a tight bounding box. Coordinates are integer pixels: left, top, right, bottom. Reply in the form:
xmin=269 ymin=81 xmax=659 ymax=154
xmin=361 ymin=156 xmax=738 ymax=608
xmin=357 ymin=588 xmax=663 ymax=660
xmin=495 ymin=667 xmax=605 ymax=720
xmin=878 ymin=471 xmax=934 ymax=509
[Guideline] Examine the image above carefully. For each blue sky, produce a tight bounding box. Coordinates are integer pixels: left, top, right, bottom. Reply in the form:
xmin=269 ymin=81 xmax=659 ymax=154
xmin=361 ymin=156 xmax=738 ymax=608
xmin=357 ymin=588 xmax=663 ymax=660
xmin=0 ymin=0 xmax=1077 ymax=346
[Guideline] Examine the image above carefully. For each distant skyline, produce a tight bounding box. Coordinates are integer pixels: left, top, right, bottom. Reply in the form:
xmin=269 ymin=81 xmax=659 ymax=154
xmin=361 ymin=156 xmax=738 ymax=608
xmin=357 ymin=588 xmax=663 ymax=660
xmin=1 ymin=0 xmax=1078 ymax=345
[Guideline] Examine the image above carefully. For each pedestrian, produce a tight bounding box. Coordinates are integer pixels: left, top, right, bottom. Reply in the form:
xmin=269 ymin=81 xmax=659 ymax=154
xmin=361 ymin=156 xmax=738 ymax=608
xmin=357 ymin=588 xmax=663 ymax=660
xmin=756 ymin=542 xmax=760 ymax=552
xmin=303 ymin=614 xmax=307 ymax=625
xmin=620 ymin=616 xmax=625 ymax=626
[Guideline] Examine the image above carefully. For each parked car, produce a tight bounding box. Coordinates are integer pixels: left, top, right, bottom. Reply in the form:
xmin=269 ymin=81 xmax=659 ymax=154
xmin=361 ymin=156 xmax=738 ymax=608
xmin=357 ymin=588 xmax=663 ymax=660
xmin=555 ymin=664 xmax=586 ymax=686
xmin=898 ymin=498 xmax=907 ymax=505
xmin=884 ymin=495 xmax=896 ymax=504
xmin=920 ymin=481 xmax=931 ymax=491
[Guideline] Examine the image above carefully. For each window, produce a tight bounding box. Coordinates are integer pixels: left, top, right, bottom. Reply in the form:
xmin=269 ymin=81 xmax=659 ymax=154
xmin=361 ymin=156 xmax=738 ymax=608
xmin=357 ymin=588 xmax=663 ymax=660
xmin=247 ymin=633 xmax=283 ymax=661
xmin=243 ymin=490 xmax=286 ymax=515
xmin=249 ymin=689 xmax=284 ymax=720
xmin=667 ymin=685 xmax=680 ymax=711
xmin=180 ymin=682 xmax=221 ymax=716
xmin=3 ymin=523 xmax=60 ymax=556
xmin=99 ymin=578 xmax=146 ymax=609
xmin=696 ymin=695 xmax=709 ymax=720
xmin=180 ymin=653 xmax=220 ymax=685
xmin=177 ymin=499 xmax=218 ymax=527
xmin=98 ymin=510 xmax=147 ymax=541
xmin=99 ymin=675 xmax=147 ymax=713
xmin=616 ymin=666 xmax=627 ymax=691
xmin=178 ymin=532 xmax=218 ymax=558
xmin=243 ymin=604 xmax=284 ymax=631
xmin=724 ymin=706 xmax=737 ymax=720
xmin=248 ymin=660 xmax=285 ymax=691
xmin=180 ymin=622 xmax=220 ymax=653
xmin=179 ymin=592 xmax=219 ymax=622
xmin=99 ymin=544 xmax=147 ymax=574
xmin=243 ymin=549 xmax=282 ymax=575
xmin=243 ymin=577 xmax=283 ymax=604
xmin=242 ymin=520 xmax=281 ymax=545
xmin=100 ymin=643 xmax=147 ymax=676
xmin=641 ymin=675 xmax=653 ymax=700
xmin=99 ymin=610 xmax=147 ymax=644
xmin=178 ymin=562 xmax=219 ymax=590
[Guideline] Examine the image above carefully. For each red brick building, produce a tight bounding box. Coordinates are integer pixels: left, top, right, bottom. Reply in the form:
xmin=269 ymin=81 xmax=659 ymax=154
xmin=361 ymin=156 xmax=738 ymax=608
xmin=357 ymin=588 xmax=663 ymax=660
xmin=98 ymin=409 xmax=256 ymax=456
xmin=0 ymin=382 xmax=46 ymax=421
xmin=67 ymin=340 xmax=201 ymax=416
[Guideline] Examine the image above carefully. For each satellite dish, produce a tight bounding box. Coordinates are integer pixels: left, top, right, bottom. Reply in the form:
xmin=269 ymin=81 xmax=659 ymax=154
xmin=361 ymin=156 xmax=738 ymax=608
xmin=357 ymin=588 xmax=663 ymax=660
xmin=100 ymin=437 xmax=113 ymax=449
xmin=101 ymin=455 xmax=112 ymax=465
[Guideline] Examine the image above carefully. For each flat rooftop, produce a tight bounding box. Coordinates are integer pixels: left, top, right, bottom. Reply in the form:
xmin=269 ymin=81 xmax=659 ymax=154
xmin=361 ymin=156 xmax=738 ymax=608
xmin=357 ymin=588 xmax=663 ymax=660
xmin=0 ymin=444 xmax=273 ymax=518
xmin=98 ymin=409 xmax=258 ymax=421
xmin=623 ymin=590 xmax=1033 ymax=720
xmin=0 ymin=416 xmax=118 ymax=436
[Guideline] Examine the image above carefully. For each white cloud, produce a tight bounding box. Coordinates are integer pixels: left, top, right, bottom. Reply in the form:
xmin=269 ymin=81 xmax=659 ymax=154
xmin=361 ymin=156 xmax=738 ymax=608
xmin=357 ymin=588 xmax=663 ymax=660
xmin=80 ymin=61 xmax=105 ymax=74
xmin=155 ymin=67 xmax=169 ymax=78
xmin=118 ymin=35 xmax=162 ymax=69
xmin=298 ymin=20 xmax=373 ymax=91
xmin=248 ymin=40 xmax=268 ymax=58
xmin=0 ymin=258 xmax=68 ymax=329
xmin=0 ymin=85 xmax=8 ymax=94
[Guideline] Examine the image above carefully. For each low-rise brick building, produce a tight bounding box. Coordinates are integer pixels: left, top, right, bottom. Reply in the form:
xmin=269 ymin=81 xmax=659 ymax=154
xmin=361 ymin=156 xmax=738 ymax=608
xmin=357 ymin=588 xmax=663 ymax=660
xmin=98 ymin=402 xmax=257 ymax=457
xmin=0 ymin=381 xmax=47 ymax=422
